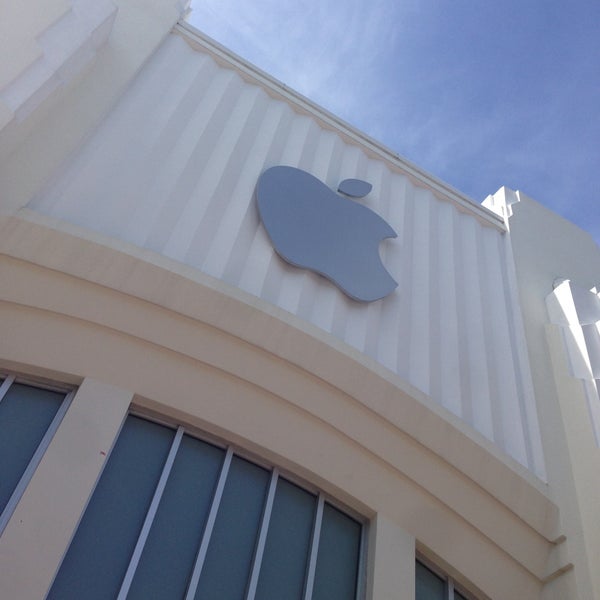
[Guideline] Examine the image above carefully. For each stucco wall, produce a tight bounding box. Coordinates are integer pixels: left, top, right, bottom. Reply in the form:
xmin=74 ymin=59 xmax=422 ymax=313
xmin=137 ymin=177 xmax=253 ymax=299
xmin=492 ymin=188 xmax=600 ymax=600
xmin=0 ymin=215 xmax=562 ymax=598
xmin=0 ymin=0 xmax=187 ymax=198
xmin=27 ymin=30 xmax=545 ymax=478
xmin=0 ymin=2 xmax=586 ymax=597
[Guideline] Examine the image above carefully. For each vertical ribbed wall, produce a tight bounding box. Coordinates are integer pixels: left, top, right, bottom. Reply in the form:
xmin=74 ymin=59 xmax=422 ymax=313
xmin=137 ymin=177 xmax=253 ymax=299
xmin=29 ymin=33 xmax=545 ymax=477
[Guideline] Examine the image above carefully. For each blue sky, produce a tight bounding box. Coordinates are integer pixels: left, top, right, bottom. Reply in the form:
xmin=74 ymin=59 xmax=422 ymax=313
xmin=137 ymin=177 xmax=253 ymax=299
xmin=187 ymin=1 xmax=600 ymax=245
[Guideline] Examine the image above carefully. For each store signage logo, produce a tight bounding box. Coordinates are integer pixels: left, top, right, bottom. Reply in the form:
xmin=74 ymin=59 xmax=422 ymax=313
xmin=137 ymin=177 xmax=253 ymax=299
xmin=256 ymin=166 xmax=397 ymax=302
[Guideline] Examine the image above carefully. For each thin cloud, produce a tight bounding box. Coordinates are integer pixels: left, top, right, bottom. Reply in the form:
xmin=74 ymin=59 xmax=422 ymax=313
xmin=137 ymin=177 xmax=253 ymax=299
xmin=188 ymin=1 xmax=600 ymax=245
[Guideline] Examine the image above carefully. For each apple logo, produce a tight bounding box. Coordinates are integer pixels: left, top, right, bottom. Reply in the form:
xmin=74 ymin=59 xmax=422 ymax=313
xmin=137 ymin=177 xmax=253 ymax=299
xmin=256 ymin=166 xmax=398 ymax=302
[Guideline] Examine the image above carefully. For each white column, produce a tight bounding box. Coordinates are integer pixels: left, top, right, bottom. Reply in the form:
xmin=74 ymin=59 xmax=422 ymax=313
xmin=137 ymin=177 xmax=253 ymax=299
xmin=367 ymin=513 xmax=416 ymax=600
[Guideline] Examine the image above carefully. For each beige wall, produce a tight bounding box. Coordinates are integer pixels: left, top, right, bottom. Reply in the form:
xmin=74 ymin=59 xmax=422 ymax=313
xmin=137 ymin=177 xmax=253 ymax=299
xmin=24 ymin=27 xmax=546 ymax=478
xmin=0 ymin=0 xmax=70 ymax=130
xmin=499 ymin=189 xmax=600 ymax=600
xmin=0 ymin=0 xmax=69 ymax=89
xmin=0 ymin=0 xmax=186 ymax=198
xmin=0 ymin=2 xmax=590 ymax=597
xmin=0 ymin=212 xmax=566 ymax=598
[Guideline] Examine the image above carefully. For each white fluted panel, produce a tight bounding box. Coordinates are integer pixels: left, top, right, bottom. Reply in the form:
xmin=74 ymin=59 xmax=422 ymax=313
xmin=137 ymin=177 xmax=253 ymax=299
xmin=29 ymin=33 xmax=545 ymax=476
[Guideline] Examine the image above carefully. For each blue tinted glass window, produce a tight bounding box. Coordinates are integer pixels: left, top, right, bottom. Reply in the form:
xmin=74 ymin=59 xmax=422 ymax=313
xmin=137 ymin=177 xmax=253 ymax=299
xmin=46 ymin=412 xmax=364 ymax=600
xmin=48 ymin=417 xmax=174 ymax=600
xmin=255 ymin=478 xmax=316 ymax=600
xmin=194 ymin=455 xmax=270 ymax=600
xmin=416 ymin=561 xmax=446 ymax=600
xmin=0 ymin=383 xmax=64 ymax=515
xmin=312 ymin=502 xmax=362 ymax=600
xmin=127 ymin=434 xmax=225 ymax=599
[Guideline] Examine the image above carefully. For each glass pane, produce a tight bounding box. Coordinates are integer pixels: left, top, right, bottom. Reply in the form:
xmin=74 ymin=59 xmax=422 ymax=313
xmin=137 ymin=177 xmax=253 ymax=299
xmin=416 ymin=561 xmax=446 ymax=600
xmin=255 ymin=478 xmax=316 ymax=600
xmin=47 ymin=416 xmax=174 ymax=600
xmin=127 ymin=434 xmax=225 ymax=599
xmin=0 ymin=383 xmax=64 ymax=514
xmin=312 ymin=503 xmax=361 ymax=600
xmin=455 ymin=591 xmax=468 ymax=600
xmin=194 ymin=456 xmax=270 ymax=600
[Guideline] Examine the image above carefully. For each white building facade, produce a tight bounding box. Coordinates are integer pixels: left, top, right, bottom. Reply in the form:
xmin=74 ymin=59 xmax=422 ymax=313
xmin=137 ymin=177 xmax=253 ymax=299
xmin=1 ymin=2 xmax=598 ymax=598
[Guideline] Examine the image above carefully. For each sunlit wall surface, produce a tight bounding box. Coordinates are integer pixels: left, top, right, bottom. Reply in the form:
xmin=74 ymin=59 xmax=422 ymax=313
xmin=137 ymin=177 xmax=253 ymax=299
xmin=29 ymin=32 xmax=544 ymax=478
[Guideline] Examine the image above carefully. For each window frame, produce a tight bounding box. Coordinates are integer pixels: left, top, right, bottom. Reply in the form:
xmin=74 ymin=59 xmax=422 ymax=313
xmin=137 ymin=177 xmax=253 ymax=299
xmin=0 ymin=372 xmax=75 ymax=535
xmin=50 ymin=406 xmax=368 ymax=600
xmin=416 ymin=554 xmax=481 ymax=600
xmin=129 ymin=406 xmax=368 ymax=526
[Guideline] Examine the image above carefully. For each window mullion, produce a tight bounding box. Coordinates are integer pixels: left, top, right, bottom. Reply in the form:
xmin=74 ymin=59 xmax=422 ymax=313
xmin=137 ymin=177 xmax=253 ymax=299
xmin=116 ymin=426 xmax=184 ymax=600
xmin=354 ymin=519 xmax=368 ymax=600
xmin=185 ymin=446 xmax=234 ymax=600
xmin=245 ymin=467 xmax=279 ymax=600
xmin=303 ymin=493 xmax=325 ymax=600
xmin=0 ymin=375 xmax=16 ymax=403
